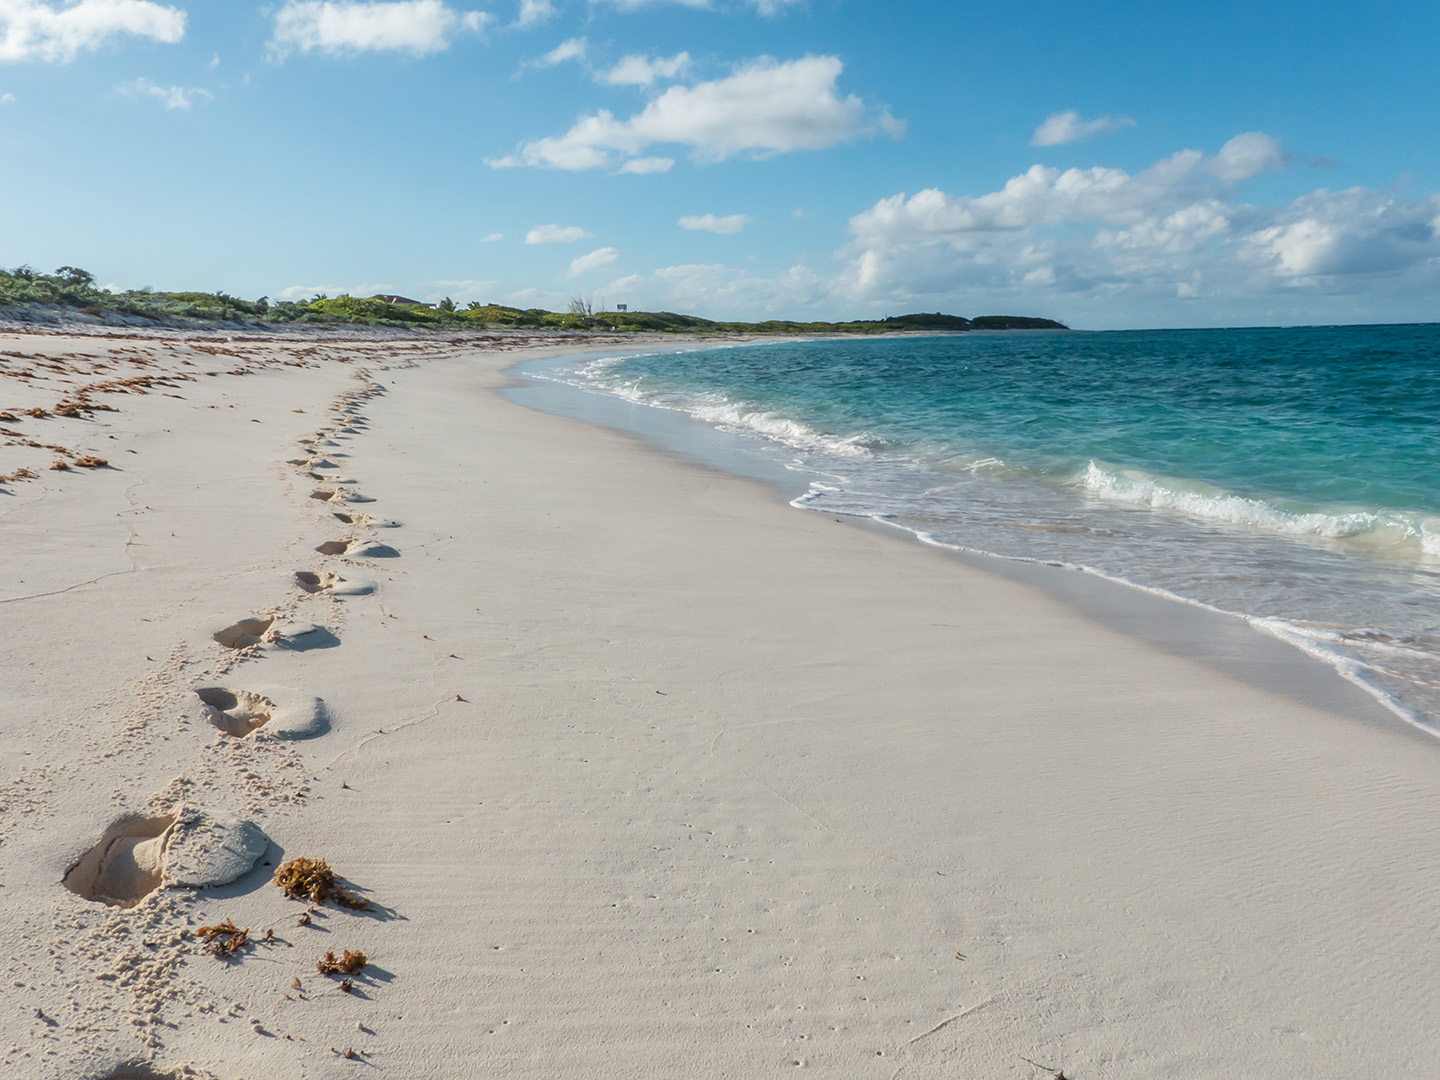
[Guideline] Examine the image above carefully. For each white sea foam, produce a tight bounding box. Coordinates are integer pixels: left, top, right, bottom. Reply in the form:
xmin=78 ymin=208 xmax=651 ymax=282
xmin=1077 ymin=461 xmax=1433 ymax=556
xmin=562 ymin=357 xmax=885 ymax=459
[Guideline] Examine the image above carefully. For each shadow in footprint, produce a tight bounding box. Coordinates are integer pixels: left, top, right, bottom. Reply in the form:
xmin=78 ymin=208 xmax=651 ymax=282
xmin=315 ymin=540 xmax=350 ymax=556
xmin=309 ymin=489 xmax=337 ymax=502
xmin=64 ymin=813 xmax=178 ymax=908
xmin=195 ymin=687 xmax=272 ymax=736
xmin=295 ymin=570 xmax=341 ymax=593
xmin=213 ymin=618 xmax=274 ymax=649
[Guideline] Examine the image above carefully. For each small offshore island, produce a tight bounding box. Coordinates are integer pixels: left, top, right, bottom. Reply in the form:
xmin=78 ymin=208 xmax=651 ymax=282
xmin=0 ymin=265 xmax=1067 ymax=335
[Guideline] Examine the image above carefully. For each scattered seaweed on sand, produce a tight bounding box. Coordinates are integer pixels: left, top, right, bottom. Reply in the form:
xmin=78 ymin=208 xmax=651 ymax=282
xmin=317 ymin=949 xmax=367 ymax=976
xmin=273 ymin=856 xmax=369 ymax=910
xmin=74 ymin=455 xmax=108 ymax=468
xmin=196 ymin=917 xmax=250 ymax=958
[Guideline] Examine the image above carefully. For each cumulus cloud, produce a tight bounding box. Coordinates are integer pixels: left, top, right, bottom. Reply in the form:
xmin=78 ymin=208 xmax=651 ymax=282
xmin=1244 ymin=187 xmax=1440 ymax=278
xmin=598 ymin=51 xmax=689 ymax=86
xmin=490 ymin=54 xmax=902 ymax=170
xmin=480 ymin=231 xmax=503 ymax=242
xmin=569 ymin=246 xmax=620 ymax=276
xmin=116 ymin=76 xmax=212 ymax=109
xmin=529 ymin=35 xmax=584 ymax=66
xmin=1031 ymin=109 xmax=1134 ymax=147
xmin=513 ymin=0 xmax=555 ymax=27
xmin=270 ymin=0 xmax=490 ymax=57
xmin=526 ymin=223 xmax=590 ymax=244
xmin=616 ymin=155 xmax=672 ymax=174
xmin=678 ymin=212 xmax=750 ymax=234
xmin=1204 ymin=131 xmax=1289 ymax=181
xmin=0 ymin=0 xmax=185 ymax=63
xmin=0 ymin=91 xmax=14 ymax=104
xmin=835 ymin=132 xmax=1440 ymax=319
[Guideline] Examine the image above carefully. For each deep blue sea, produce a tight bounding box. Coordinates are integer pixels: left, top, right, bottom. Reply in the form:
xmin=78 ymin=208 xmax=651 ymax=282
xmin=539 ymin=326 xmax=1440 ymax=734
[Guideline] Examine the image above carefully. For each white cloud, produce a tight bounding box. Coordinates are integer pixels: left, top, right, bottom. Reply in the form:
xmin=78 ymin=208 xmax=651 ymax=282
xmin=0 ymin=91 xmax=14 ymax=104
xmin=526 ymin=223 xmax=591 ymax=244
xmin=0 ymin=0 xmax=185 ymax=63
xmin=678 ymin=212 xmax=750 ymax=234
xmin=615 ymin=155 xmax=672 ymax=174
xmin=569 ymin=246 xmax=620 ymax=275
xmin=833 ymin=132 xmax=1440 ymax=322
xmin=1244 ymin=187 xmax=1440 ymax=278
xmin=117 ymin=76 xmax=212 ymax=109
xmin=1031 ymin=109 xmax=1135 ymax=147
xmin=1204 ymin=131 xmax=1289 ymax=181
xmin=598 ymin=51 xmax=689 ymax=86
xmin=529 ymin=35 xmax=584 ymax=66
xmin=480 ymin=231 xmax=503 ymax=242
xmin=513 ymin=0 xmax=555 ymax=27
xmin=490 ymin=54 xmax=902 ymax=171
xmin=270 ymin=0 xmax=491 ymax=58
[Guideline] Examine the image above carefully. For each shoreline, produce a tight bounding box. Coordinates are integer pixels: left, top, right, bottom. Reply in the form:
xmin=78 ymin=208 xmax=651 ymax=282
xmin=4 ymin=330 xmax=1440 ymax=1078
xmin=503 ymin=344 xmax=1424 ymax=743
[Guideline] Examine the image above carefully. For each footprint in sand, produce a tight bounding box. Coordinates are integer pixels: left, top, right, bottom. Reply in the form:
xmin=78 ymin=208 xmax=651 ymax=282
xmin=212 ymin=617 xmax=274 ymax=649
xmin=195 ymin=687 xmax=273 ymax=736
xmin=63 ymin=814 xmax=178 ymax=907
xmin=310 ymin=488 xmax=339 ymax=502
xmin=334 ymin=510 xmax=401 ymax=528
xmin=295 ymin=569 xmax=376 ymax=596
xmin=315 ymin=539 xmax=351 ymax=556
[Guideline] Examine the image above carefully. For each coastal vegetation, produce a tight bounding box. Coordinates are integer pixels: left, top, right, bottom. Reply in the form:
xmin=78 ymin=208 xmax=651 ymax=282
xmin=0 ymin=265 xmax=1067 ymax=334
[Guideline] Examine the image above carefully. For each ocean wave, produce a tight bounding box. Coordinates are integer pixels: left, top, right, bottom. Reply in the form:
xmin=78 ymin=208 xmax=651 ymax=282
xmin=567 ymin=362 xmax=887 ymax=459
xmin=1076 ymin=461 xmax=1434 ymax=556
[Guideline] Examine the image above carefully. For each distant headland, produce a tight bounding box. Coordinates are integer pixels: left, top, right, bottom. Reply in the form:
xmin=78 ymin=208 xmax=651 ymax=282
xmin=0 ymin=265 xmax=1067 ymax=335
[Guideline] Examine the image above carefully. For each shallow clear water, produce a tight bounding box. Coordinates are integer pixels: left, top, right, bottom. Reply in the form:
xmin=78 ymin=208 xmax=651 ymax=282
xmin=539 ymin=326 xmax=1440 ymax=734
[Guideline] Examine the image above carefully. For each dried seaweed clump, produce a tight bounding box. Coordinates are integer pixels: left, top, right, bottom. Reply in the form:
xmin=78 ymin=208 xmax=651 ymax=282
xmin=196 ymin=917 xmax=249 ymax=958
xmin=316 ymin=949 xmax=367 ymax=976
xmin=273 ymin=856 xmax=369 ymax=910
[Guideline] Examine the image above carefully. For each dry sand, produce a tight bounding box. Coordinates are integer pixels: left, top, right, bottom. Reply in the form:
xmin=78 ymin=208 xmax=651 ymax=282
xmin=2 ymin=330 xmax=1439 ymax=1079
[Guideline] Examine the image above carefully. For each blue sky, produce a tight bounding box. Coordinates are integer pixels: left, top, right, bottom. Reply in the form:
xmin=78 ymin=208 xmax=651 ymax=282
xmin=0 ymin=0 xmax=1436 ymax=328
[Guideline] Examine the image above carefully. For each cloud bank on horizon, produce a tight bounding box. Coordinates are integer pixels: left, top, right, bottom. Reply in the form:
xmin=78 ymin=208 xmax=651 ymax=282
xmin=0 ymin=0 xmax=1436 ymax=328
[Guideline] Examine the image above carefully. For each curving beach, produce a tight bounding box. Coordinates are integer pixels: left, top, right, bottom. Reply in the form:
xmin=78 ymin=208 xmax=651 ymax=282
xmin=3 ymin=330 xmax=1439 ymax=1079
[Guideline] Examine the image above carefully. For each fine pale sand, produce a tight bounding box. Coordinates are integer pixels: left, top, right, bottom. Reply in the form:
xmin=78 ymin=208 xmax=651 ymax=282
xmin=3 ymin=331 xmax=1440 ymax=1079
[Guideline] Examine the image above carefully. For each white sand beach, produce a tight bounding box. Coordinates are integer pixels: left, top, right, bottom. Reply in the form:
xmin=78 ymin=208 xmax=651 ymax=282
xmin=3 ymin=330 xmax=1439 ymax=1080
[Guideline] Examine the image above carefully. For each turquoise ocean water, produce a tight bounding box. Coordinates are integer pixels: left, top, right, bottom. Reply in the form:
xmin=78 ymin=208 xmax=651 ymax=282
xmin=539 ymin=326 xmax=1440 ymax=734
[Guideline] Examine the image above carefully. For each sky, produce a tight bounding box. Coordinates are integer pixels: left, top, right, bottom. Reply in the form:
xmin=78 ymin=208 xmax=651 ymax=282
xmin=0 ymin=0 xmax=1437 ymax=329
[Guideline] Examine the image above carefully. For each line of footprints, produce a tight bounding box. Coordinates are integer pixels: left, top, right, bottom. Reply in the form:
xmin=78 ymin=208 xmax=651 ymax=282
xmin=63 ymin=376 xmax=404 ymax=1076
